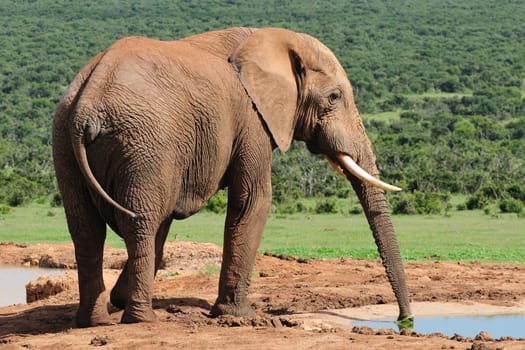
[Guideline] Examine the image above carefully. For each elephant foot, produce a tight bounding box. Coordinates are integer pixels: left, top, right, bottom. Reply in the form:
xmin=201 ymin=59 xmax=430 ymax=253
xmin=75 ymin=308 xmax=113 ymax=328
xmin=210 ymin=301 xmax=256 ymax=317
xmin=110 ymin=287 xmax=126 ymax=310
xmin=121 ymin=304 xmax=157 ymax=324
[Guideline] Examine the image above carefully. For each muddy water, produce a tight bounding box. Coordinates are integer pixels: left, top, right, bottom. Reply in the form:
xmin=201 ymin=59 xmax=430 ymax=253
xmin=353 ymin=314 xmax=525 ymax=338
xmin=0 ymin=266 xmax=65 ymax=306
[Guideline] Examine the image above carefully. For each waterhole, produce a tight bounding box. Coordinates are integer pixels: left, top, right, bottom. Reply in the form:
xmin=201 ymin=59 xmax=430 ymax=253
xmin=353 ymin=314 xmax=525 ymax=338
xmin=0 ymin=266 xmax=65 ymax=307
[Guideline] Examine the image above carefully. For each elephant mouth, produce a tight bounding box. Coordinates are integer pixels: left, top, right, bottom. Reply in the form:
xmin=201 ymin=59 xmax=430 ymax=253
xmin=325 ymin=154 xmax=402 ymax=192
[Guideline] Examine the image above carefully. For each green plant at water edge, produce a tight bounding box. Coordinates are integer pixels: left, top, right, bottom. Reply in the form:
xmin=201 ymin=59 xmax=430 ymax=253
xmin=397 ymin=317 xmax=414 ymax=332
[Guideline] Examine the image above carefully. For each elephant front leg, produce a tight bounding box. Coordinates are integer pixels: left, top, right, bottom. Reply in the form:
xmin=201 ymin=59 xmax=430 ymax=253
xmin=211 ymin=162 xmax=272 ymax=317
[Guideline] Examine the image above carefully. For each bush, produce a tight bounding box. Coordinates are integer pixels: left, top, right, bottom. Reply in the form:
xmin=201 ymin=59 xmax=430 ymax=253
xmin=336 ymin=187 xmax=351 ymax=199
xmin=391 ymin=193 xmax=417 ymax=215
xmin=315 ymin=198 xmax=337 ymax=214
xmin=499 ymin=198 xmax=523 ymax=215
xmin=505 ymin=183 xmax=525 ymax=202
xmin=205 ymin=190 xmax=227 ymax=214
xmin=7 ymin=191 xmax=27 ymax=207
xmin=456 ymin=203 xmax=467 ymax=211
xmin=0 ymin=205 xmax=12 ymax=216
xmin=295 ymin=202 xmax=307 ymax=213
xmin=50 ymin=193 xmax=62 ymax=207
xmin=391 ymin=191 xmax=450 ymax=215
xmin=464 ymin=183 xmax=512 ymax=210
xmin=348 ymin=205 xmax=363 ymax=215
xmin=0 ymin=170 xmax=39 ymax=206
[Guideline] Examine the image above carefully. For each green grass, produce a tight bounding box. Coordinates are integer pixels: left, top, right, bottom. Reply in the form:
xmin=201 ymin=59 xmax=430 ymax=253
xmin=361 ymin=92 xmax=475 ymax=123
xmin=406 ymin=91 xmax=473 ymax=100
xmin=362 ymin=110 xmax=402 ymax=122
xmin=1 ymin=203 xmax=523 ymax=263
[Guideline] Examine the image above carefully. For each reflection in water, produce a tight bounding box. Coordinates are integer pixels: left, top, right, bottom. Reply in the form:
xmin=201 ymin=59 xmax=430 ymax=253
xmin=353 ymin=314 xmax=525 ymax=338
xmin=0 ymin=266 xmax=65 ymax=307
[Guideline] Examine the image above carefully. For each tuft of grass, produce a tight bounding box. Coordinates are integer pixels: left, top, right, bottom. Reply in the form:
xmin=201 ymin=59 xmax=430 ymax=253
xmin=199 ymin=264 xmax=221 ymax=276
xmin=161 ymin=271 xmax=180 ymax=277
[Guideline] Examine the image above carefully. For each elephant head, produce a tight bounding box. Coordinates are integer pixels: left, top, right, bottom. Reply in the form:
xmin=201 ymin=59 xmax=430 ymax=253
xmin=230 ymin=28 xmax=412 ymax=321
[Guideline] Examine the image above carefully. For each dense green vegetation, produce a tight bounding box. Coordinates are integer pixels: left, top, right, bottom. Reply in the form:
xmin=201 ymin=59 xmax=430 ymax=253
xmin=2 ymin=203 xmax=524 ymax=262
xmin=1 ymin=0 xmax=524 ymax=216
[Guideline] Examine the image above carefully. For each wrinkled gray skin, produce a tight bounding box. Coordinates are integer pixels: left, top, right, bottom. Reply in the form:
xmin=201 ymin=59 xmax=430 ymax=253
xmin=52 ymin=27 xmax=412 ymax=327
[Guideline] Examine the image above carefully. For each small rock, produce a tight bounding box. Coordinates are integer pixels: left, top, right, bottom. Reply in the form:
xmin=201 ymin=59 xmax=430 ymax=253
xmin=474 ymin=331 xmax=492 ymax=341
xmin=419 ymin=276 xmax=431 ymax=283
xmin=468 ymin=342 xmax=496 ymax=350
xmin=90 ymin=335 xmax=110 ymax=346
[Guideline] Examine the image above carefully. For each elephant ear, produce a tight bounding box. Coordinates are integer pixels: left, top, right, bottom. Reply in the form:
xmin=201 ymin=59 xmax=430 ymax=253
xmin=229 ymin=28 xmax=306 ymax=152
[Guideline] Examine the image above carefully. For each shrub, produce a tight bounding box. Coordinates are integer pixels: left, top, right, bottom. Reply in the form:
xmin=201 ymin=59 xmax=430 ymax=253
xmin=465 ymin=183 xmax=513 ymax=210
xmin=315 ymin=198 xmax=337 ymax=214
xmin=499 ymin=198 xmax=523 ymax=215
xmin=0 ymin=205 xmax=12 ymax=216
xmin=50 ymin=193 xmax=62 ymax=207
xmin=466 ymin=192 xmax=491 ymax=210
xmin=391 ymin=191 xmax=450 ymax=215
xmin=348 ymin=205 xmax=363 ymax=215
xmin=278 ymin=203 xmax=297 ymax=214
xmin=336 ymin=187 xmax=351 ymax=199
xmin=7 ymin=191 xmax=27 ymax=207
xmin=505 ymin=183 xmax=525 ymax=202
xmin=391 ymin=193 xmax=417 ymax=215
xmin=295 ymin=202 xmax=307 ymax=213
xmin=205 ymin=190 xmax=227 ymax=214
xmin=456 ymin=203 xmax=467 ymax=211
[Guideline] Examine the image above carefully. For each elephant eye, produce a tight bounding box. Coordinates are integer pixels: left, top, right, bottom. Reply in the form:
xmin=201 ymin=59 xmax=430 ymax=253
xmin=328 ymin=90 xmax=341 ymax=105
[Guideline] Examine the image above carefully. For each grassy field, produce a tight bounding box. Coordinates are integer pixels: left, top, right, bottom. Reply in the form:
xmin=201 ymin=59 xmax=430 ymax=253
xmin=362 ymin=110 xmax=401 ymax=122
xmin=0 ymin=203 xmax=523 ymax=263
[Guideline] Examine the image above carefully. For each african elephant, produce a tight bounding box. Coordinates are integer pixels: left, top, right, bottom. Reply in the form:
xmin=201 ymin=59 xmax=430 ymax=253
xmin=52 ymin=27 xmax=412 ymax=327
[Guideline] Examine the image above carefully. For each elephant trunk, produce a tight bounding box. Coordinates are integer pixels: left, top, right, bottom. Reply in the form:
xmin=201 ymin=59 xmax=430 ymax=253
xmin=325 ymin=147 xmax=411 ymax=320
xmin=353 ymin=181 xmax=412 ymax=320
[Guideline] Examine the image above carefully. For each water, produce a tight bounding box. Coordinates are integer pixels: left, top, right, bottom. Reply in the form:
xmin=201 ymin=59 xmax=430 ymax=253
xmin=0 ymin=266 xmax=66 ymax=307
xmin=353 ymin=314 xmax=525 ymax=338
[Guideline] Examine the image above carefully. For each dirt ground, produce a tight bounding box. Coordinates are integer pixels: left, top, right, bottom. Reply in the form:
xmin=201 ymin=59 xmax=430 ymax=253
xmin=0 ymin=241 xmax=524 ymax=349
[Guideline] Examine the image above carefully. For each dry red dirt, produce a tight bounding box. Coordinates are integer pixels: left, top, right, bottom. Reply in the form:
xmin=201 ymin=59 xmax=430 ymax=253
xmin=1 ymin=241 xmax=524 ymax=349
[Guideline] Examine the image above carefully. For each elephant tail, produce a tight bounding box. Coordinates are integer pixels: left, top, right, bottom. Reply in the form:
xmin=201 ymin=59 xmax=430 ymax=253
xmin=72 ymin=136 xmax=144 ymax=221
xmin=64 ymin=52 xmax=144 ymax=222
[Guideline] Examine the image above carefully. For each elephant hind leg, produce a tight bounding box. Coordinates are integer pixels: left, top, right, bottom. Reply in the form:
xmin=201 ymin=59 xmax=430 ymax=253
xmin=55 ymin=157 xmax=111 ymax=327
xmin=109 ymin=261 xmax=129 ymax=310
xmin=114 ymin=215 xmax=172 ymax=324
xmin=66 ymin=194 xmax=111 ymax=327
xmin=110 ymin=218 xmax=172 ymax=311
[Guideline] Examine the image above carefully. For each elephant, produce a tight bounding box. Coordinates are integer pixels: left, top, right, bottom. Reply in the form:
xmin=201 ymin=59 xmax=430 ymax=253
xmin=52 ymin=27 xmax=412 ymax=327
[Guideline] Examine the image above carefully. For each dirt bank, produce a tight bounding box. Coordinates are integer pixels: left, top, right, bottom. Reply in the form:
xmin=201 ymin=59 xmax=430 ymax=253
xmin=0 ymin=241 xmax=524 ymax=349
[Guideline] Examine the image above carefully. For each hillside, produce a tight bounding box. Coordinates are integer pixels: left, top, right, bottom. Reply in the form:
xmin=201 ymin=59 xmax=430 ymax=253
xmin=0 ymin=0 xmax=524 ymax=214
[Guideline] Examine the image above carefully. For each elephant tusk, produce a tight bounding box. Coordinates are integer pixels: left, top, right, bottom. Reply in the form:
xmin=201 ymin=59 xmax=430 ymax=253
xmin=325 ymin=154 xmax=402 ymax=192
xmin=325 ymin=156 xmax=346 ymax=178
